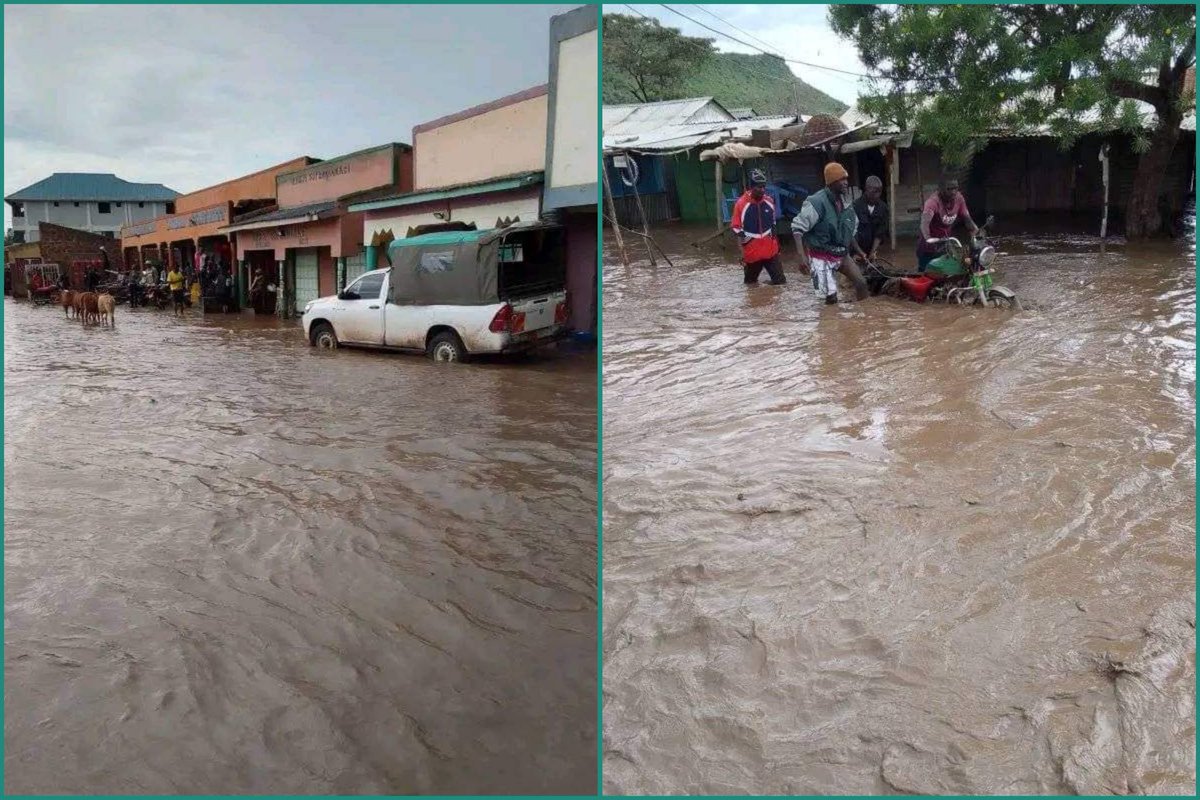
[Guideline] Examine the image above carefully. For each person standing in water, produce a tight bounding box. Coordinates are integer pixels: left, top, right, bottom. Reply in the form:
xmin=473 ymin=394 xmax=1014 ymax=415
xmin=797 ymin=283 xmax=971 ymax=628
xmin=731 ymin=169 xmax=786 ymax=285
xmin=792 ymin=162 xmax=869 ymax=304
xmin=851 ymin=175 xmax=889 ymax=262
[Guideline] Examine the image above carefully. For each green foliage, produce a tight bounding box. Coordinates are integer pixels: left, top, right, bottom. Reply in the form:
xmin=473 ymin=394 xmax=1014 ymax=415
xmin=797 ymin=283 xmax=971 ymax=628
xmin=680 ymin=52 xmax=846 ymax=116
xmin=602 ymin=14 xmax=845 ymax=116
xmin=602 ymin=13 xmax=716 ymax=103
xmin=829 ymin=4 xmax=1196 ymax=167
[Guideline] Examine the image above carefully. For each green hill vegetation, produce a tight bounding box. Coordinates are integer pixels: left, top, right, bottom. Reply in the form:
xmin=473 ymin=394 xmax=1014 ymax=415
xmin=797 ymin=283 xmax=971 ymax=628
xmin=680 ymin=52 xmax=847 ymax=117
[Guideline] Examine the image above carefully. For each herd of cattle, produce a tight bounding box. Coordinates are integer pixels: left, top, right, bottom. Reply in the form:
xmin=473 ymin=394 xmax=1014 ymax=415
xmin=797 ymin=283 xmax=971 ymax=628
xmin=59 ymin=289 xmax=117 ymax=327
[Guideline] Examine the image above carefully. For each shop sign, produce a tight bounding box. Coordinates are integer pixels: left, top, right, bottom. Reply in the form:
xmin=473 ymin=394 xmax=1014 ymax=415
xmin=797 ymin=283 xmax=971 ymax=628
xmin=125 ymin=220 xmax=157 ymax=237
xmin=279 ymin=162 xmax=352 ymax=186
xmin=250 ymin=228 xmax=311 ymax=249
xmin=168 ymin=206 xmax=227 ymax=230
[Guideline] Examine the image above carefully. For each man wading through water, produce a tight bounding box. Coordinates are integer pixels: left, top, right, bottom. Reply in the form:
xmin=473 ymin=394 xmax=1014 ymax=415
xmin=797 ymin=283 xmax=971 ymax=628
xmin=852 ymin=175 xmax=889 ymax=263
xmin=732 ymin=169 xmax=785 ymax=285
xmin=792 ymin=163 xmax=869 ymax=304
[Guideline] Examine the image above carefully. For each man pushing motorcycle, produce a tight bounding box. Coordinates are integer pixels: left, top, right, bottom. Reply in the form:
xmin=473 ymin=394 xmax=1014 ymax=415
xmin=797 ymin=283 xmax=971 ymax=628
xmin=917 ymin=176 xmax=978 ymax=271
xmin=792 ymin=162 xmax=869 ymax=304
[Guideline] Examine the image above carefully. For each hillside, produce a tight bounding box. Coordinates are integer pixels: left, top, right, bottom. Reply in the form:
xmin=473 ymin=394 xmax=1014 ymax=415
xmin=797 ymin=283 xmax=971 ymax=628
xmin=681 ymin=52 xmax=847 ymax=117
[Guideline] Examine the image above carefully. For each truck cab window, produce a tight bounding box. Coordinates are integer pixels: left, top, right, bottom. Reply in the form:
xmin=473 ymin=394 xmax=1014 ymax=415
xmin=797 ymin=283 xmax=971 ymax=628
xmin=347 ymin=273 xmax=384 ymax=299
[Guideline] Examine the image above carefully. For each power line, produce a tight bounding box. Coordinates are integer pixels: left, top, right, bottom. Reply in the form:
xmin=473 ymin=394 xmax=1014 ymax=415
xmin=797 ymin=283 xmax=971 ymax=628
xmin=690 ymin=4 xmax=862 ymax=94
xmin=618 ymin=5 xmax=807 ymax=89
xmin=658 ymin=3 xmax=886 ymax=81
xmin=690 ymin=4 xmax=786 ymax=59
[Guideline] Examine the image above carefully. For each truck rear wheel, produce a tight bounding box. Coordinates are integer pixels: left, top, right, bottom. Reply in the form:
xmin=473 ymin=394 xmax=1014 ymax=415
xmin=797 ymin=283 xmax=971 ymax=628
xmin=311 ymin=322 xmax=338 ymax=350
xmin=427 ymin=331 xmax=467 ymax=363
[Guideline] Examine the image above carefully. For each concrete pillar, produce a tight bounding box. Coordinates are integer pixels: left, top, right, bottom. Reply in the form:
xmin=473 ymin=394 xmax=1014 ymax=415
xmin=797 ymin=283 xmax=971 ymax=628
xmin=365 ymin=245 xmax=377 ymax=271
xmin=237 ymin=259 xmax=247 ymax=308
xmin=337 ymin=257 xmax=346 ymax=292
xmin=275 ymin=260 xmax=285 ymax=317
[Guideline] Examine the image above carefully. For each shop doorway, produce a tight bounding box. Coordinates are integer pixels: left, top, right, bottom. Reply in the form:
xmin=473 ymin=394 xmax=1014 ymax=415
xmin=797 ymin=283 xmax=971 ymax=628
xmin=245 ymin=250 xmax=277 ymax=315
xmin=293 ymin=247 xmax=320 ymax=314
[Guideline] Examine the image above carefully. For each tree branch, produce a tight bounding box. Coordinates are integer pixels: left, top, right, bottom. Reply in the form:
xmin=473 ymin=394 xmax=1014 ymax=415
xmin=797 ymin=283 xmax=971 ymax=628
xmin=1171 ymin=37 xmax=1196 ymax=82
xmin=1108 ymin=77 xmax=1168 ymax=109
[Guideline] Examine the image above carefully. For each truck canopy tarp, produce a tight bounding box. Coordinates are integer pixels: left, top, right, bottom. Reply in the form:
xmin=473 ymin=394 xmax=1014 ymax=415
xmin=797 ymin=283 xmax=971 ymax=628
xmin=388 ymin=230 xmax=499 ymax=305
xmin=386 ymin=223 xmax=561 ymax=305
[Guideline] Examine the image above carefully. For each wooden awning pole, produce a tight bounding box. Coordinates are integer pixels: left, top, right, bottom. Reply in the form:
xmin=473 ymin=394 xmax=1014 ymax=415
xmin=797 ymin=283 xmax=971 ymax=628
xmin=715 ymin=158 xmax=724 ymax=231
xmin=1099 ymin=143 xmax=1110 ymax=240
xmin=602 ymin=157 xmax=630 ymax=267
xmin=888 ymin=145 xmax=898 ymax=252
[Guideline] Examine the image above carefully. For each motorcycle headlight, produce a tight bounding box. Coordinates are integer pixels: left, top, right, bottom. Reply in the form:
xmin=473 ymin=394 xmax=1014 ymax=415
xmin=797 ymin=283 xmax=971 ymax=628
xmin=977 ymin=245 xmax=996 ymax=267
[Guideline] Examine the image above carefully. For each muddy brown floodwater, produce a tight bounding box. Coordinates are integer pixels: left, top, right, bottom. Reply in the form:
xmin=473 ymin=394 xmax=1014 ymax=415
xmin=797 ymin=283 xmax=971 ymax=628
xmin=4 ymin=302 xmax=596 ymax=795
xmin=602 ymin=222 xmax=1195 ymax=795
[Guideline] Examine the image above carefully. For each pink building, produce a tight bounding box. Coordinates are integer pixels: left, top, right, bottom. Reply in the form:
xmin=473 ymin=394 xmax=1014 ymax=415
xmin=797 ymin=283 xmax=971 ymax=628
xmin=221 ymin=143 xmax=412 ymax=316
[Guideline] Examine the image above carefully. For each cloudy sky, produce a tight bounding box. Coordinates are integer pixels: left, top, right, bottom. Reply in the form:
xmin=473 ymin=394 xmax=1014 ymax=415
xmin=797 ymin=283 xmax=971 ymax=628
xmin=3 ymin=3 xmax=579 ymax=231
xmin=614 ymin=4 xmax=870 ymax=105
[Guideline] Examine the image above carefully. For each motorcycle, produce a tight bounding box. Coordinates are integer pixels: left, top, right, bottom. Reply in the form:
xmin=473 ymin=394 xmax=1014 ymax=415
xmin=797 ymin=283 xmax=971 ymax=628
xmin=95 ymin=271 xmax=130 ymax=304
xmin=144 ymin=283 xmax=171 ymax=310
xmin=865 ymin=216 xmax=1020 ymax=310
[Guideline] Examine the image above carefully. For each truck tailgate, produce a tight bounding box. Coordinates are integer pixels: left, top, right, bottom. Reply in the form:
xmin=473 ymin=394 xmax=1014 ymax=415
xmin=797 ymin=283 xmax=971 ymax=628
xmin=511 ymin=291 xmax=565 ymax=333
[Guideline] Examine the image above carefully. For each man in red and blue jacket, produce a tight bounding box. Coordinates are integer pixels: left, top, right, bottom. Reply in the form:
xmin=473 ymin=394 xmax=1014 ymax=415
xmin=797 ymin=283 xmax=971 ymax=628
xmin=731 ymin=169 xmax=785 ymax=285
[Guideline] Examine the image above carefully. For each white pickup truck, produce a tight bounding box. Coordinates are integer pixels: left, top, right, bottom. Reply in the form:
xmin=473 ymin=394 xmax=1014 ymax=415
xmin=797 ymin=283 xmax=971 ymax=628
xmin=301 ymin=224 xmax=569 ymax=362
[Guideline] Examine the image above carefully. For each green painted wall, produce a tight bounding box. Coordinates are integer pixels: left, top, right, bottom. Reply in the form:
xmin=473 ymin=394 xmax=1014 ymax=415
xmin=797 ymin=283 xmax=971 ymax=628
xmin=671 ymin=151 xmax=750 ymax=224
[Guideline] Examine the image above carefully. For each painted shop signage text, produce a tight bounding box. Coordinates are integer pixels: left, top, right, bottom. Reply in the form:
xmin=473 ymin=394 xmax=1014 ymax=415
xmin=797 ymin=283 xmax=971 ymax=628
xmin=279 ymin=163 xmax=352 ymax=186
xmin=168 ymin=206 xmax=227 ymax=230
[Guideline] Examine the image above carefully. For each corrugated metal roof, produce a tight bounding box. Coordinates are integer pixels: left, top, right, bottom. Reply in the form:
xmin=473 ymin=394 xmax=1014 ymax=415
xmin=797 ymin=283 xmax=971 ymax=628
xmin=728 ymin=107 xmax=757 ymax=120
xmin=230 ymin=200 xmax=337 ymax=225
xmin=347 ymin=170 xmax=543 ymax=213
xmin=6 ymin=172 xmax=179 ymax=202
xmin=604 ymin=98 xmax=798 ymax=153
xmin=844 ymin=95 xmax=1195 ymax=137
xmin=603 ymin=97 xmax=733 ymax=137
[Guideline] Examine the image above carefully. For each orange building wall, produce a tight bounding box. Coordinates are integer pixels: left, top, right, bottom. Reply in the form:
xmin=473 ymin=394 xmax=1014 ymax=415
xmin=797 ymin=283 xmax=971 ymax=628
xmin=175 ymin=157 xmax=317 ymax=213
xmin=276 ymin=145 xmax=412 ymax=207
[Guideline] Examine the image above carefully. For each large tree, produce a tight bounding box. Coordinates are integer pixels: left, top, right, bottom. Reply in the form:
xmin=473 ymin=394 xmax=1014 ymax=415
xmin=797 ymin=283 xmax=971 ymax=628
xmin=830 ymin=4 xmax=1196 ymax=238
xmin=602 ymin=13 xmax=715 ymax=103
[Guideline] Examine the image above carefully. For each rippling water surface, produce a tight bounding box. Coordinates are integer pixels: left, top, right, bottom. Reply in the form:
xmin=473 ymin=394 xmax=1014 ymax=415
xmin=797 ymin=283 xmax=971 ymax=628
xmin=5 ymin=303 xmax=596 ymax=794
xmin=602 ymin=223 xmax=1195 ymax=795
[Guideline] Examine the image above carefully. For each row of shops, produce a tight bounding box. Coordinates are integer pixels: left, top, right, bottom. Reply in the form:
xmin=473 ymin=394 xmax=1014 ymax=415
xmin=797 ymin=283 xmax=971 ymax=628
xmin=117 ymin=6 xmax=598 ymax=333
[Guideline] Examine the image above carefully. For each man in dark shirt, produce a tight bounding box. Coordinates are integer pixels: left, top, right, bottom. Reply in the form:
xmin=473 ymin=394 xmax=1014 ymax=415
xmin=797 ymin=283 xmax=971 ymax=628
xmin=851 ymin=175 xmax=889 ymax=262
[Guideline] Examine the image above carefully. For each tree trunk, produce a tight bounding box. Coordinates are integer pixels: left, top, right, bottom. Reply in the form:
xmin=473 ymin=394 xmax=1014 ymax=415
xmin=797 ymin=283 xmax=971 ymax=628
xmin=1125 ymin=114 xmax=1182 ymax=239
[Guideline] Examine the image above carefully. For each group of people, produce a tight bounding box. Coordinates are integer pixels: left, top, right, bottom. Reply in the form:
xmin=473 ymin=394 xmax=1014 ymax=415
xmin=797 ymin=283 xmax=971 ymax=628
xmin=54 ymin=249 xmax=191 ymax=316
xmin=730 ymin=163 xmax=978 ymax=304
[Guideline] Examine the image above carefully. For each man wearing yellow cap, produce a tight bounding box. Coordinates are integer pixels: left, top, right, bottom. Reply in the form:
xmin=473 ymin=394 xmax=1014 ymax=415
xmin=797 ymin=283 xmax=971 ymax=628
xmin=791 ymin=162 xmax=870 ymax=304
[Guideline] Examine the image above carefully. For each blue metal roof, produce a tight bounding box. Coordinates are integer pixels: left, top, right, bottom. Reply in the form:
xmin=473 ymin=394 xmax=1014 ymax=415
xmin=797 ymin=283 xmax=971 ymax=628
xmin=5 ymin=173 xmax=180 ymax=202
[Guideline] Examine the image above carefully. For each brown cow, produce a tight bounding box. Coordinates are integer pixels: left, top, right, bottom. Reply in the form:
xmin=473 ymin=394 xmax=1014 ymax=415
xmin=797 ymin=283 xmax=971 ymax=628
xmin=96 ymin=293 xmax=115 ymax=327
xmin=77 ymin=292 xmax=99 ymax=326
xmin=60 ymin=289 xmax=76 ymax=318
xmin=73 ymin=292 xmax=87 ymax=322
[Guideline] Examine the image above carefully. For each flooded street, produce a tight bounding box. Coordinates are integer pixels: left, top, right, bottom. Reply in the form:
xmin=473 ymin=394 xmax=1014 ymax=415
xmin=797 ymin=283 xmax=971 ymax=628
xmin=4 ymin=303 xmax=597 ymax=794
xmin=602 ymin=223 xmax=1195 ymax=794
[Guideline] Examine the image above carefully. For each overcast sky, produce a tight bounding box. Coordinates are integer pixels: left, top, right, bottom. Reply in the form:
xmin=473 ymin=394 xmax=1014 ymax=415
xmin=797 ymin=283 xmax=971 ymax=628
xmin=4 ymin=3 xmax=580 ymax=232
xmin=614 ymin=4 xmax=870 ymax=106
